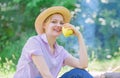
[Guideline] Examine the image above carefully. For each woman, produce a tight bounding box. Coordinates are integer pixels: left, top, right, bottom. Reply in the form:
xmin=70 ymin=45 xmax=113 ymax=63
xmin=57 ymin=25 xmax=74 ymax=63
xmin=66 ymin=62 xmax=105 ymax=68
xmin=14 ymin=6 xmax=93 ymax=78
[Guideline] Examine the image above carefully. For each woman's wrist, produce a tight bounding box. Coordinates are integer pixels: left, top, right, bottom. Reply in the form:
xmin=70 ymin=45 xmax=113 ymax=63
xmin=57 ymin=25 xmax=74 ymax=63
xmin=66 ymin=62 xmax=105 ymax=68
xmin=77 ymin=32 xmax=85 ymax=44
xmin=76 ymin=32 xmax=82 ymax=38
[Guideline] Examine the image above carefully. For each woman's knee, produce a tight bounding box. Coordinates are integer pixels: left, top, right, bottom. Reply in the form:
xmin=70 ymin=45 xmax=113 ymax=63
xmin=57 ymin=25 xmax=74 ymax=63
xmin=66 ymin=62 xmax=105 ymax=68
xmin=70 ymin=68 xmax=93 ymax=78
xmin=60 ymin=68 xmax=93 ymax=78
xmin=71 ymin=68 xmax=89 ymax=73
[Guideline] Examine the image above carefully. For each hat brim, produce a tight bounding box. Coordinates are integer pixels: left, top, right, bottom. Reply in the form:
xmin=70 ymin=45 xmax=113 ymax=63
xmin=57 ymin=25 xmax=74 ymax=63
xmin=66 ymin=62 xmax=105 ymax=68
xmin=35 ymin=6 xmax=71 ymax=34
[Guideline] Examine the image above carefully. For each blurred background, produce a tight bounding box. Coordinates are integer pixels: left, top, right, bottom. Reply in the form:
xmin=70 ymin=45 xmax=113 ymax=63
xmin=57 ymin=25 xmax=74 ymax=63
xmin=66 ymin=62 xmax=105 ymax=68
xmin=0 ymin=0 xmax=120 ymax=77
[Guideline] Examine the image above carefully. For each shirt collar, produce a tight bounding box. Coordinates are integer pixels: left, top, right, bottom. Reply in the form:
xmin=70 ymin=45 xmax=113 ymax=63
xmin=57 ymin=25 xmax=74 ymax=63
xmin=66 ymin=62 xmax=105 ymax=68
xmin=40 ymin=34 xmax=61 ymax=57
xmin=40 ymin=34 xmax=58 ymax=48
xmin=41 ymin=34 xmax=48 ymax=43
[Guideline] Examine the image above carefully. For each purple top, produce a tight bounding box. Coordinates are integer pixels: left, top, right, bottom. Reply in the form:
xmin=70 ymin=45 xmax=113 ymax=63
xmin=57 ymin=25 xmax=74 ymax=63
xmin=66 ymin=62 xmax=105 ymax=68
xmin=14 ymin=34 xmax=70 ymax=78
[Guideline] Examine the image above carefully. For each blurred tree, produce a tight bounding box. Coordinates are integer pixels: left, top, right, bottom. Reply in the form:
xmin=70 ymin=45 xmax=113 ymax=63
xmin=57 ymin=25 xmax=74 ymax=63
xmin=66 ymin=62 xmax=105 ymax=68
xmin=94 ymin=0 xmax=120 ymax=59
xmin=71 ymin=0 xmax=120 ymax=59
xmin=0 ymin=0 xmax=77 ymax=50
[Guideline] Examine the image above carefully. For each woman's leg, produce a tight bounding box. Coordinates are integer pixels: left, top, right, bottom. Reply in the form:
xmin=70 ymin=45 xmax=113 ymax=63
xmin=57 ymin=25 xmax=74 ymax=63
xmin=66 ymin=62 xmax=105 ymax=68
xmin=60 ymin=68 xmax=93 ymax=78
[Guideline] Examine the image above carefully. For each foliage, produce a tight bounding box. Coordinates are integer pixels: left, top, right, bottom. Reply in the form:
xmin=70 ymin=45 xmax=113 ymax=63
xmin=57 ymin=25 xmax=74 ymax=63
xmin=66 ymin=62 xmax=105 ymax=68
xmin=69 ymin=0 xmax=120 ymax=60
xmin=93 ymin=1 xmax=120 ymax=59
xmin=0 ymin=0 xmax=77 ymax=51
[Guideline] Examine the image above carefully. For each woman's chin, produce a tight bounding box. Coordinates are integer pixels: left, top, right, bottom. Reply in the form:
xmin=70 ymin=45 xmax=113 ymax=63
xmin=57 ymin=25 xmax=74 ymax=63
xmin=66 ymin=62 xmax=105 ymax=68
xmin=53 ymin=33 xmax=61 ymax=37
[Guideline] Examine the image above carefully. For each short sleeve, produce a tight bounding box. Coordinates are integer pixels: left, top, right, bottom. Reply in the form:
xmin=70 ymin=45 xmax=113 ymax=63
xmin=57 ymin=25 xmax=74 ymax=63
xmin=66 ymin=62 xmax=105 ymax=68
xmin=23 ymin=36 xmax=43 ymax=58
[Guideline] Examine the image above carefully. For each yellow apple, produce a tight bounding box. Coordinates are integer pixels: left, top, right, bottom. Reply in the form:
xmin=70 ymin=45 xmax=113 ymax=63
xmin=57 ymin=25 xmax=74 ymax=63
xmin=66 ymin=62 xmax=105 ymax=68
xmin=62 ymin=27 xmax=73 ymax=37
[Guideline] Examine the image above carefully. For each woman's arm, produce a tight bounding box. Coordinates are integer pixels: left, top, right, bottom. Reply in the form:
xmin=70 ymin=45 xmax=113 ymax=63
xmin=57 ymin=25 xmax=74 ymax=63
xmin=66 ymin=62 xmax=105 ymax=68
xmin=63 ymin=23 xmax=88 ymax=69
xmin=32 ymin=55 xmax=53 ymax=78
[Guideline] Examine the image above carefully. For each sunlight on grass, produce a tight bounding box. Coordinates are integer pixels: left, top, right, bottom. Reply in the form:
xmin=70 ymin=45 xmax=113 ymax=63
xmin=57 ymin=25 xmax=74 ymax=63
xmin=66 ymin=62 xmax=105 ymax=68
xmin=0 ymin=57 xmax=120 ymax=78
xmin=88 ymin=56 xmax=120 ymax=72
xmin=58 ymin=66 xmax=73 ymax=77
xmin=0 ymin=72 xmax=15 ymax=78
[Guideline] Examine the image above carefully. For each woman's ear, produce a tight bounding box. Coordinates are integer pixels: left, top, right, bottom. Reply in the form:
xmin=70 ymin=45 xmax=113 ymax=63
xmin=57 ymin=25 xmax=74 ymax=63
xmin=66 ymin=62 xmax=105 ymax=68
xmin=42 ymin=23 xmax=47 ymax=33
xmin=43 ymin=23 xmax=46 ymax=29
xmin=43 ymin=18 xmax=50 ymax=30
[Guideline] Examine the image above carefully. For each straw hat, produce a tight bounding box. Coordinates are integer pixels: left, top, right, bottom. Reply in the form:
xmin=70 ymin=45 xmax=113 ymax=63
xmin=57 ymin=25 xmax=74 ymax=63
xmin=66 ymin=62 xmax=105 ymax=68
xmin=35 ymin=6 xmax=71 ymax=34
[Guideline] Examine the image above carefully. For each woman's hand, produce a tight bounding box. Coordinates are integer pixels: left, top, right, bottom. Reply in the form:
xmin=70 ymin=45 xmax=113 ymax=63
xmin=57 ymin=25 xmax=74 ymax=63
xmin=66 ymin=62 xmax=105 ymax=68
xmin=63 ymin=23 xmax=81 ymax=37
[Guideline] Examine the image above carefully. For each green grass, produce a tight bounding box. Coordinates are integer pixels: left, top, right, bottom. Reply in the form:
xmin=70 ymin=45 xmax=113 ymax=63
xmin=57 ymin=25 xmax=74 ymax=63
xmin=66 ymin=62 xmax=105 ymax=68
xmin=0 ymin=31 xmax=36 ymax=78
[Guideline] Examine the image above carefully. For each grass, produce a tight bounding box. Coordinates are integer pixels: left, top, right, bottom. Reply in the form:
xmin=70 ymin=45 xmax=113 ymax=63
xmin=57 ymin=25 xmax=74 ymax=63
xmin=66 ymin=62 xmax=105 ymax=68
xmin=58 ymin=66 xmax=73 ymax=77
xmin=59 ymin=57 xmax=120 ymax=77
xmin=0 ymin=56 xmax=120 ymax=78
xmin=0 ymin=72 xmax=14 ymax=78
xmin=88 ymin=56 xmax=120 ymax=72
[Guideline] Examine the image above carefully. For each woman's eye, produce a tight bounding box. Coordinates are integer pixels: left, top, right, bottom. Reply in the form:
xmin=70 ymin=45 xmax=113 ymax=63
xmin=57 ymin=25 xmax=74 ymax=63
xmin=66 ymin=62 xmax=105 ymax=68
xmin=51 ymin=21 xmax=57 ymax=23
xmin=60 ymin=22 xmax=64 ymax=25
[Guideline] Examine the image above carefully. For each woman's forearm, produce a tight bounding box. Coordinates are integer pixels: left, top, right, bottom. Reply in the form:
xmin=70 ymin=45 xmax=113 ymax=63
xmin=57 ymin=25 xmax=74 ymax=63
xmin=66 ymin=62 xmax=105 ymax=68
xmin=32 ymin=55 xmax=53 ymax=78
xmin=42 ymin=73 xmax=53 ymax=78
xmin=77 ymin=33 xmax=88 ymax=68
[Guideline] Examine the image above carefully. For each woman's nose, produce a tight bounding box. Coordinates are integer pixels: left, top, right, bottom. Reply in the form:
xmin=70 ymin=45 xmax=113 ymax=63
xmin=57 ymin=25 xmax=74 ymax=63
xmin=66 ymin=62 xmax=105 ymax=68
xmin=57 ymin=23 xmax=62 ymax=27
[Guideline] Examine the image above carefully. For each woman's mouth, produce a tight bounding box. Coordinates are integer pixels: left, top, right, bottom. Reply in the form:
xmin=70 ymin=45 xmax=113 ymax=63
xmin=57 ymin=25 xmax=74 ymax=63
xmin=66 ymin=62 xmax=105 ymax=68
xmin=53 ymin=27 xmax=62 ymax=32
xmin=53 ymin=29 xmax=61 ymax=32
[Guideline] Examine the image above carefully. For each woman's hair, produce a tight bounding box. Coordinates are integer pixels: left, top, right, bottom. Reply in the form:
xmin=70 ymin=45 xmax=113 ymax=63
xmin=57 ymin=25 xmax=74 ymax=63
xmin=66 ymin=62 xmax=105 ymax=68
xmin=44 ymin=13 xmax=65 ymax=23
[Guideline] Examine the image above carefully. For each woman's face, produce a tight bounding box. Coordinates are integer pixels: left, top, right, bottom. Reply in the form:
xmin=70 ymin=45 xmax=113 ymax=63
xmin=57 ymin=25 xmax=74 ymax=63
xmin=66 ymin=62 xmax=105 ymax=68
xmin=43 ymin=14 xmax=64 ymax=37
